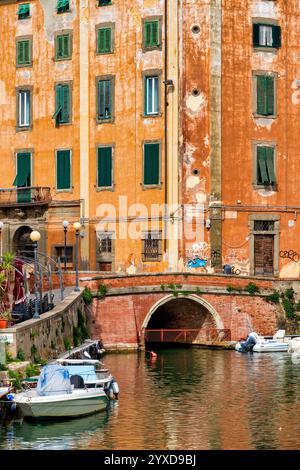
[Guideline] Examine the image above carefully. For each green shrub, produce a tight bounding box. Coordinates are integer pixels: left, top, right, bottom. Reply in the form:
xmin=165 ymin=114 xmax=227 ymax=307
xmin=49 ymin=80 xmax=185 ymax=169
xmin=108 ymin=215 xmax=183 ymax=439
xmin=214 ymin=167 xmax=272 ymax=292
xmin=8 ymin=370 xmax=22 ymax=389
xmin=64 ymin=338 xmax=71 ymax=351
xmin=0 ymin=363 xmax=7 ymax=371
xmin=25 ymin=363 xmax=40 ymax=378
xmin=266 ymin=291 xmax=280 ymax=304
xmin=97 ymin=284 xmax=108 ymax=299
xmin=226 ymin=285 xmax=235 ymax=292
xmin=284 ymin=288 xmax=295 ymax=300
xmin=160 ymin=284 xmax=166 ymax=291
xmin=30 ymin=344 xmax=37 ymax=358
xmin=82 ymin=287 xmax=93 ymax=305
xmin=77 ymin=309 xmax=85 ymax=328
xmin=17 ymin=350 xmax=25 ymax=361
xmin=282 ymin=298 xmax=295 ymax=319
xmin=5 ymin=351 xmax=14 ymax=363
xmin=245 ymin=283 xmax=260 ymax=295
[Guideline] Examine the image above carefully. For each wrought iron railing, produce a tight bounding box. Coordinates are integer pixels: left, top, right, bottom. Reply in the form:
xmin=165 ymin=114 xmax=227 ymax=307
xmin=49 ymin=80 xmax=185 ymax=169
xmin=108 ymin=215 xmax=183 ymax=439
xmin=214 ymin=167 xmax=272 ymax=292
xmin=0 ymin=187 xmax=51 ymax=206
xmin=144 ymin=328 xmax=231 ymax=343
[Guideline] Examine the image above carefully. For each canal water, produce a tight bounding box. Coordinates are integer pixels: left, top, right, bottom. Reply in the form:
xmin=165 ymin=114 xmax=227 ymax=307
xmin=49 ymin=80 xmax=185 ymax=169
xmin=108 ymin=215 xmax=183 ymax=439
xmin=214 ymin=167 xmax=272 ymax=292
xmin=1 ymin=348 xmax=300 ymax=450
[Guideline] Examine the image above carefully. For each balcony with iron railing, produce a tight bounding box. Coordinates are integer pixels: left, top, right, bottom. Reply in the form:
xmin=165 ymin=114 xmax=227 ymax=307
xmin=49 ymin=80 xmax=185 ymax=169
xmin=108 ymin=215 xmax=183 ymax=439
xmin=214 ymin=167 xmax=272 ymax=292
xmin=0 ymin=187 xmax=52 ymax=207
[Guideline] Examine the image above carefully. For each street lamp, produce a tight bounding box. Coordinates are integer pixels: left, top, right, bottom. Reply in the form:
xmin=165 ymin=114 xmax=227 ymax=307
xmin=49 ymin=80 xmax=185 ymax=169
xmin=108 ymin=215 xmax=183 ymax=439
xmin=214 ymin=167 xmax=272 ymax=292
xmin=30 ymin=230 xmax=41 ymax=319
xmin=0 ymin=221 xmax=4 ymax=257
xmin=73 ymin=222 xmax=81 ymax=292
xmin=62 ymin=220 xmax=69 ymax=272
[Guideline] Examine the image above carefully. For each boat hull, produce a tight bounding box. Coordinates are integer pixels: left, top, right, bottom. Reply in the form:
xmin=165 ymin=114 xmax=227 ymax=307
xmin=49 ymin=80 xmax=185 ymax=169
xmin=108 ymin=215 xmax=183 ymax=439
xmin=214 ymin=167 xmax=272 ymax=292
xmin=15 ymin=390 xmax=108 ymax=419
xmin=253 ymin=342 xmax=289 ymax=353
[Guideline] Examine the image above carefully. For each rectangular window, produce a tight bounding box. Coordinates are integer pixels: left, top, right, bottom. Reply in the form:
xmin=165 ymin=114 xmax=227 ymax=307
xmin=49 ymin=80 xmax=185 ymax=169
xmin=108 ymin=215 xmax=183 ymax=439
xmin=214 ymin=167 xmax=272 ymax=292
xmin=53 ymin=84 xmax=71 ymax=125
xmin=54 ymin=246 xmax=73 ymax=268
xmin=98 ymin=0 xmax=112 ymax=5
xmin=256 ymin=75 xmax=274 ymax=116
xmin=257 ymin=146 xmax=276 ymax=186
xmin=17 ymin=39 xmax=31 ymax=66
xmin=97 ymin=79 xmax=113 ymax=121
xmin=97 ymin=147 xmax=113 ymax=188
xmin=142 ymin=232 xmax=162 ymax=262
xmin=143 ymin=20 xmax=159 ymax=48
xmin=57 ymin=0 xmax=70 ymax=13
xmin=56 ymin=150 xmax=71 ymax=190
xmin=253 ymin=24 xmax=281 ymax=49
xmin=18 ymin=90 xmax=31 ymax=128
xmin=18 ymin=4 xmax=30 ymax=20
xmin=55 ymin=33 xmax=71 ymax=60
xmin=144 ymin=143 xmax=160 ymax=186
xmin=13 ymin=152 xmax=32 ymax=203
xmin=96 ymin=231 xmax=114 ymax=271
xmin=97 ymin=28 xmax=112 ymax=54
xmin=145 ymin=76 xmax=159 ymax=116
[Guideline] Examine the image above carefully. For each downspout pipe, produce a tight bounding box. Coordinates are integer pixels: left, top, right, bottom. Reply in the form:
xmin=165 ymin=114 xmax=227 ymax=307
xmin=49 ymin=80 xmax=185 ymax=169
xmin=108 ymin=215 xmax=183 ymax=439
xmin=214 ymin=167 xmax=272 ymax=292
xmin=163 ymin=0 xmax=168 ymax=254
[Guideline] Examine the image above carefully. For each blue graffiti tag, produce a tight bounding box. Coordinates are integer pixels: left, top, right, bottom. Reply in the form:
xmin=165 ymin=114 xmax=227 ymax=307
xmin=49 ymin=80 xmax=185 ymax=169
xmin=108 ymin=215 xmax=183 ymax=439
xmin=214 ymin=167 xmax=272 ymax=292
xmin=187 ymin=258 xmax=207 ymax=269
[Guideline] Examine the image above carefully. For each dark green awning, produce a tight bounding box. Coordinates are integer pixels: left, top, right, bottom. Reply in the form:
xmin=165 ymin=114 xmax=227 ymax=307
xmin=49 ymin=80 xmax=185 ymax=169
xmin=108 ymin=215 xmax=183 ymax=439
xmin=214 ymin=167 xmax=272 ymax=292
xmin=13 ymin=168 xmax=30 ymax=187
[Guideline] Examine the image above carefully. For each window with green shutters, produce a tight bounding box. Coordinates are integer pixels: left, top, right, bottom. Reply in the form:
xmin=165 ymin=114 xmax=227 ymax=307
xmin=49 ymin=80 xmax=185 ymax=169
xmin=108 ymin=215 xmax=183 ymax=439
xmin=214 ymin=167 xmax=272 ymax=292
xmin=257 ymin=146 xmax=276 ymax=186
xmin=55 ymin=34 xmax=72 ymax=60
xmin=97 ymin=78 xmax=113 ymax=121
xmin=97 ymin=28 xmax=113 ymax=54
xmin=18 ymin=4 xmax=30 ymax=20
xmin=57 ymin=0 xmax=70 ymax=13
xmin=56 ymin=150 xmax=71 ymax=190
xmin=98 ymin=0 xmax=112 ymax=6
xmin=257 ymin=75 xmax=274 ymax=116
xmin=253 ymin=24 xmax=281 ymax=49
xmin=97 ymin=147 xmax=113 ymax=188
xmin=144 ymin=143 xmax=160 ymax=186
xmin=53 ymin=84 xmax=71 ymax=125
xmin=13 ymin=152 xmax=32 ymax=203
xmin=143 ymin=20 xmax=160 ymax=49
xmin=17 ymin=39 xmax=31 ymax=66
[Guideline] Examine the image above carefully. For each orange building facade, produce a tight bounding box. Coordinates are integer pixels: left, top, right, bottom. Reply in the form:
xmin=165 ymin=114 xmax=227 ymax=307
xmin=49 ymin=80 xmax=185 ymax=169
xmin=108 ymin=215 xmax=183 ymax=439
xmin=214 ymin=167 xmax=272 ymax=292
xmin=0 ymin=0 xmax=300 ymax=279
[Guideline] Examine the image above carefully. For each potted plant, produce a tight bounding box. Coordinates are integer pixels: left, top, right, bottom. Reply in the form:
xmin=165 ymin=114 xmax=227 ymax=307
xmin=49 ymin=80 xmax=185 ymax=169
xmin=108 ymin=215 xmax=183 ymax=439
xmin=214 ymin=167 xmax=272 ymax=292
xmin=0 ymin=310 xmax=11 ymax=329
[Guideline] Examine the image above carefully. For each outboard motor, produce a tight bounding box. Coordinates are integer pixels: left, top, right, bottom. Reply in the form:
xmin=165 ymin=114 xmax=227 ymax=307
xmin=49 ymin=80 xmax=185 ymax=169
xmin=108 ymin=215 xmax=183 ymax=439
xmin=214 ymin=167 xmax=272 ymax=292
xmin=235 ymin=332 xmax=259 ymax=353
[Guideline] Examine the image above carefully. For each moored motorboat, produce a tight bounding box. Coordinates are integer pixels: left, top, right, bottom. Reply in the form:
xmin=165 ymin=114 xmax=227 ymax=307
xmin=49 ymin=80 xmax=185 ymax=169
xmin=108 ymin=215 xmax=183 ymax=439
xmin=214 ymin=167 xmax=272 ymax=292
xmin=236 ymin=330 xmax=292 ymax=353
xmin=14 ymin=364 xmax=109 ymax=420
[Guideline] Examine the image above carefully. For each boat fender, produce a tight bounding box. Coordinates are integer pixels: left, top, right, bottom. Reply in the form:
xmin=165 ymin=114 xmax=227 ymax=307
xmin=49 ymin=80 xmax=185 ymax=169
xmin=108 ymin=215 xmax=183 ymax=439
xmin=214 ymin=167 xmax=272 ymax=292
xmin=6 ymin=394 xmax=14 ymax=401
xmin=112 ymin=380 xmax=119 ymax=396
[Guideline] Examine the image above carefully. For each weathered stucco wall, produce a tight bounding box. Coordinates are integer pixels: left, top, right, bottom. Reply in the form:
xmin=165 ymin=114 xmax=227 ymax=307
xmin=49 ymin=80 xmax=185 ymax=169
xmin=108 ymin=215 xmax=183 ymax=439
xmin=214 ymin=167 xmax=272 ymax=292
xmin=1 ymin=290 xmax=87 ymax=360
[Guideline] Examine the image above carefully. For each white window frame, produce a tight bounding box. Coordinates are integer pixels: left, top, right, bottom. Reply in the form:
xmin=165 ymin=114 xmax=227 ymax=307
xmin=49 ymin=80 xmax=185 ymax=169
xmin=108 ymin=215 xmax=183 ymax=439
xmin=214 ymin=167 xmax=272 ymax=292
xmin=146 ymin=76 xmax=159 ymax=115
xmin=19 ymin=90 xmax=30 ymax=127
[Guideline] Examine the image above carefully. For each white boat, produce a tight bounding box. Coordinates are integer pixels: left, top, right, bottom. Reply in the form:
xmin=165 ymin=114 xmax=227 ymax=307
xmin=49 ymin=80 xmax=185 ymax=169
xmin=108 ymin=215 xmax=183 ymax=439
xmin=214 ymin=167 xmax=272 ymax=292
xmin=56 ymin=358 xmax=119 ymax=399
xmin=14 ymin=364 xmax=109 ymax=420
xmin=0 ymin=387 xmax=10 ymax=399
xmin=236 ymin=330 xmax=292 ymax=353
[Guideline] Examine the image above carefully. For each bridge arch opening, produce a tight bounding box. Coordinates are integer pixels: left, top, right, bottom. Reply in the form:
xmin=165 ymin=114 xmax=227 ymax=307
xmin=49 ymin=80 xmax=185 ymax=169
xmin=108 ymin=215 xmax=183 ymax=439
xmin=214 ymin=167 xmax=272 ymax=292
xmin=143 ymin=295 xmax=225 ymax=347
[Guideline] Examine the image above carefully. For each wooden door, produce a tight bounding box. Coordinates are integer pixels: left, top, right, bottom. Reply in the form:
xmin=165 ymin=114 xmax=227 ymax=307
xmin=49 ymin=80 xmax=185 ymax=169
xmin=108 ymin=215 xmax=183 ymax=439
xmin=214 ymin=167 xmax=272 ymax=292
xmin=254 ymin=235 xmax=274 ymax=275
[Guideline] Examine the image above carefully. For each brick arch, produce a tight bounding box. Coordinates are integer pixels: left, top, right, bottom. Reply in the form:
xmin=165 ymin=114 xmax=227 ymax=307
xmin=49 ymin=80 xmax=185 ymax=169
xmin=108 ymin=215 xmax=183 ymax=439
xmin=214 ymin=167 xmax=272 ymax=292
xmin=141 ymin=294 xmax=224 ymax=331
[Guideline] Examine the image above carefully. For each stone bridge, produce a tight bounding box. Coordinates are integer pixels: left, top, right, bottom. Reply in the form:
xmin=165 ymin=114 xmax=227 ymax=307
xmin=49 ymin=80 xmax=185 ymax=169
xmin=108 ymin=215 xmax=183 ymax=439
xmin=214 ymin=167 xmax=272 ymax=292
xmin=77 ymin=274 xmax=283 ymax=351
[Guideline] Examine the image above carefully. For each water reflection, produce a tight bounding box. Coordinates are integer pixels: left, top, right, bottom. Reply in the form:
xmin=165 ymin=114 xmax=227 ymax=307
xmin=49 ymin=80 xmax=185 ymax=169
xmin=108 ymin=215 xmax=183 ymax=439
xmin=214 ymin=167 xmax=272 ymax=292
xmin=1 ymin=350 xmax=300 ymax=450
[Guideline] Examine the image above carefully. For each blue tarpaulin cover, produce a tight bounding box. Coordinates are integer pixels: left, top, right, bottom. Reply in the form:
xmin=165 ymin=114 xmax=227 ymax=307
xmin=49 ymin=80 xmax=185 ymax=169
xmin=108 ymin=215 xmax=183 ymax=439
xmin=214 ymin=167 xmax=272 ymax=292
xmin=66 ymin=365 xmax=98 ymax=383
xmin=37 ymin=364 xmax=72 ymax=396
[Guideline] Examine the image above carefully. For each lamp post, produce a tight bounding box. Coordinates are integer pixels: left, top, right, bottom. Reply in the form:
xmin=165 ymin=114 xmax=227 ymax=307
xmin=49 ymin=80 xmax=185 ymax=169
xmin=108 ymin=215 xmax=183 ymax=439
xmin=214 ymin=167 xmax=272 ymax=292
xmin=0 ymin=221 xmax=3 ymax=257
xmin=73 ymin=222 xmax=81 ymax=292
xmin=30 ymin=230 xmax=41 ymax=319
xmin=62 ymin=220 xmax=69 ymax=272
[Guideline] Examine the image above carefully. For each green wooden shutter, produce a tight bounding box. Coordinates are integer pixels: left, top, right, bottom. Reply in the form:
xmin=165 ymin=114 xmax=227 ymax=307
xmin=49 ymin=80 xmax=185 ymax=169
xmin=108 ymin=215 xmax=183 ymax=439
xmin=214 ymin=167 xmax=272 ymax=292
xmin=144 ymin=22 xmax=152 ymax=47
xmin=98 ymin=147 xmax=112 ymax=187
xmin=105 ymin=29 xmax=111 ymax=52
xmin=63 ymin=35 xmax=70 ymax=57
xmin=18 ymin=41 xmax=30 ymax=65
xmin=253 ymin=24 xmax=260 ymax=47
xmin=144 ymin=143 xmax=159 ymax=185
xmin=266 ymin=76 xmax=274 ymax=115
xmin=257 ymin=147 xmax=268 ymax=184
xmin=57 ymin=150 xmax=71 ymax=189
xmin=57 ymin=36 xmax=63 ymax=58
xmin=15 ymin=153 xmax=31 ymax=187
xmin=273 ymin=25 xmax=281 ymax=48
xmin=266 ymin=147 xmax=275 ymax=183
xmin=60 ymin=85 xmax=70 ymax=122
xmin=98 ymin=28 xmax=111 ymax=53
xmin=152 ymin=21 xmax=159 ymax=45
xmin=257 ymin=76 xmax=266 ymax=115
xmin=98 ymin=29 xmax=105 ymax=52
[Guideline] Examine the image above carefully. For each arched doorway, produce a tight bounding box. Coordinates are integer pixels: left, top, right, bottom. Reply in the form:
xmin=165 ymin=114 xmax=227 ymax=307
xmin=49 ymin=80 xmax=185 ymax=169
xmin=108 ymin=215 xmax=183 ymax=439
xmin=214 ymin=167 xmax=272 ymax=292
xmin=143 ymin=294 xmax=225 ymax=347
xmin=12 ymin=226 xmax=34 ymax=259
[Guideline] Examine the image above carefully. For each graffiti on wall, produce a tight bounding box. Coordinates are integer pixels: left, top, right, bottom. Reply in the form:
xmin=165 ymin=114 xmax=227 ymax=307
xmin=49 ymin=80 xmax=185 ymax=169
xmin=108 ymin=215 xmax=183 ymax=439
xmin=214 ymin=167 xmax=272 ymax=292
xmin=280 ymin=250 xmax=300 ymax=263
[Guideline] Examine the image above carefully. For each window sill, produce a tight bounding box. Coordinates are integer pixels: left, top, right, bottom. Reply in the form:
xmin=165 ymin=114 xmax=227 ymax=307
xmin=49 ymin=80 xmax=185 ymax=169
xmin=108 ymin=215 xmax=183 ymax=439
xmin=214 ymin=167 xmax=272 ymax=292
xmin=96 ymin=117 xmax=114 ymax=125
xmin=16 ymin=63 xmax=32 ymax=68
xmin=55 ymin=121 xmax=72 ymax=127
xmin=253 ymin=113 xmax=277 ymax=119
xmin=253 ymin=184 xmax=277 ymax=191
xmin=16 ymin=126 xmax=32 ymax=133
xmin=253 ymin=46 xmax=279 ymax=53
xmin=96 ymin=186 xmax=115 ymax=192
xmin=55 ymin=189 xmax=73 ymax=193
xmin=54 ymin=57 xmax=72 ymax=62
xmin=141 ymin=184 xmax=162 ymax=190
xmin=143 ymin=113 xmax=163 ymax=119
xmin=96 ymin=51 xmax=114 ymax=56
xmin=142 ymin=45 xmax=162 ymax=53
xmin=18 ymin=16 xmax=31 ymax=20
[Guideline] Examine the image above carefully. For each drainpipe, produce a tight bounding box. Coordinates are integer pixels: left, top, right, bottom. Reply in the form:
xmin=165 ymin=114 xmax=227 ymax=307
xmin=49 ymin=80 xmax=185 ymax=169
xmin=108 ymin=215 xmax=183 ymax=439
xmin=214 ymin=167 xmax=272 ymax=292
xmin=163 ymin=0 xmax=168 ymax=254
